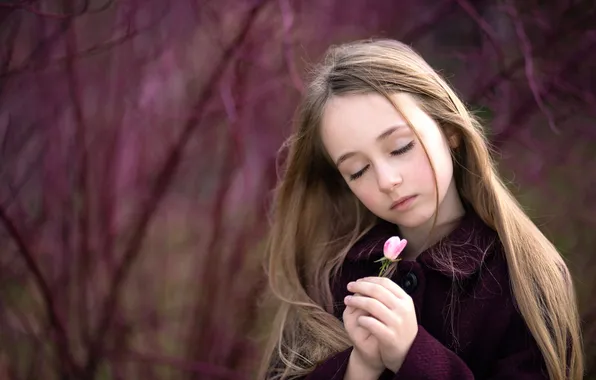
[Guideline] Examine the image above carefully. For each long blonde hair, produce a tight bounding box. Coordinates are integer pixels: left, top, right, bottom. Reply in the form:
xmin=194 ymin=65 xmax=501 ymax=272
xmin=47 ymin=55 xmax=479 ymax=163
xmin=255 ymin=39 xmax=583 ymax=380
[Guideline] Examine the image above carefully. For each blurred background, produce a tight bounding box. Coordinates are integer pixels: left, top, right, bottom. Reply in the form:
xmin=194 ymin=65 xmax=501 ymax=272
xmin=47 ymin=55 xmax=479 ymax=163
xmin=0 ymin=0 xmax=595 ymax=379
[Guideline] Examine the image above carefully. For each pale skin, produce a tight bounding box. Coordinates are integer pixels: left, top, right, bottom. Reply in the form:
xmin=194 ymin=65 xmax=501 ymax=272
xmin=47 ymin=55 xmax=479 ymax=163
xmin=344 ymin=277 xmax=418 ymax=375
xmin=320 ymin=92 xmax=465 ymax=377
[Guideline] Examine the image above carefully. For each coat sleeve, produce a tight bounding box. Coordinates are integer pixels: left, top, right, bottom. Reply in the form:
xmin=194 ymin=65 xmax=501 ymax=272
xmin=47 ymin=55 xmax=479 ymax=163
xmin=386 ymin=326 xmax=475 ymax=379
xmin=386 ymin=320 xmax=548 ymax=380
xmin=300 ymin=323 xmax=548 ymax=380
xmin=300 ymin=314 xmax=548 ymax=380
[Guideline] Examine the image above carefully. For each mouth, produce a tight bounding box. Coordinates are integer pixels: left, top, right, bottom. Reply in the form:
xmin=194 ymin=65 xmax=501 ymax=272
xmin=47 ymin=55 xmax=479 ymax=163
xmin=390 ymin=195 xmax=417 ymax=210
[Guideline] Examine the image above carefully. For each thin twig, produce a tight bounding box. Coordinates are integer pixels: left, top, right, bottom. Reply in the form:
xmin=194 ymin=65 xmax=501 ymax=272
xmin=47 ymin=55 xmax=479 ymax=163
xmin=402 ymin=0 xmax=457 ymax=42
xmin=454 ymin=0 xmax=507 ymax=72
xmin=0 ymin=0 xmax=165 ymax=79
xmin=492 ymin=37 xmax=596 ymax=148
xmin=470 ymin=1 xmax=595 ymax=103
xmin=0 ymin=0 xmax=98 ymax=19
xmin=0 ymin=11 xmax=21 ymax=97
xmin=552 ymin=78 xmax=596 ymax=111
xmin=0 ymin=206 xmax=78 ymax=377
xmin=0 ymin=12 xmax=73 ymax=80
xmin=63 ymin=4 xmax=93 ymax=357
xmin=187 ymin=38 xmax=251 ymax=380
xmin=278 ymin=0 xmax=304 ymax=94
xmin=505 ymin=1 xmax=559 ymax=134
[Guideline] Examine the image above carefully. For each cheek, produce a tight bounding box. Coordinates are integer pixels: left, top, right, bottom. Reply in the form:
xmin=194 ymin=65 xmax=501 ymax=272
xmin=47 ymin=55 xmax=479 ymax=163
xmin=410 ymin=149 xmax=436 ymax=186
xmin=411 ymin=143 xmax=453 ymax=192
xmin=348 ymin=181 xmax=380 ymax=208
xmin=428 ymin=152 xmax=454 ymax=195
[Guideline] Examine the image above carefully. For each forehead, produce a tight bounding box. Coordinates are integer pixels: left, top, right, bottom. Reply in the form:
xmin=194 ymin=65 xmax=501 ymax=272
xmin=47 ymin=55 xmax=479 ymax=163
xmin=320 ymin=92 xmax=435 ymax=154
xmin=322 ymin=92 xmax=408 ymax=135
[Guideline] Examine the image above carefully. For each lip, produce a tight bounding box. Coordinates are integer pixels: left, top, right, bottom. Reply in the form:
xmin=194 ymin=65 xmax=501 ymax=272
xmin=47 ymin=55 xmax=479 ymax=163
xmin=390 ymin=195 xmax=417 ymax=211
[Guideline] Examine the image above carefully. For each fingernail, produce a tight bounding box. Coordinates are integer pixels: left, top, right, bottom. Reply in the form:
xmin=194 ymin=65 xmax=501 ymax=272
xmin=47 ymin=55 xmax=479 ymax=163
xmin=344 ymin=296 xmax=352 ymax=303
xmin=347 ymin=282 xmax=354 ymax=289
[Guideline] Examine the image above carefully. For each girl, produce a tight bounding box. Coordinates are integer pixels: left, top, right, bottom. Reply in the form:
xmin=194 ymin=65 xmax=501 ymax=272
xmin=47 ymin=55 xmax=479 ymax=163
xmin=256 ymin=39 xmax=583 ymax=379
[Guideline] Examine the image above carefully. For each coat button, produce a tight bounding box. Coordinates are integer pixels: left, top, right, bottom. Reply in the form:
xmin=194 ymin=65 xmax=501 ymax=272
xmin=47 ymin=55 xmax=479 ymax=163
xmin=399 ymin=272 xmax=418 ymax=294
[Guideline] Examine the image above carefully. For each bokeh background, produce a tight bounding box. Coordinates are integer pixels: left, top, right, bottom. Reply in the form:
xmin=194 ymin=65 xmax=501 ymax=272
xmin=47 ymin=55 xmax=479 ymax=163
xmin=0 ymin=0 xmax=595 ymax=379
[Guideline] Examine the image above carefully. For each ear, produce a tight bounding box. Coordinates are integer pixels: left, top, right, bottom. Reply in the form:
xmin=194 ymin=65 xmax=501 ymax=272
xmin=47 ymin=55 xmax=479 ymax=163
xmin=445 ymin=127 xmax=461 ymax=149
xmin=448 ymin=134 xmax=460 ymax=149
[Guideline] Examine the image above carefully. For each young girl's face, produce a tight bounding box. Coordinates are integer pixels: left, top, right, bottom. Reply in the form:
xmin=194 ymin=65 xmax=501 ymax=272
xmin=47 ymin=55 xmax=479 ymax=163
xmin=320 ymin=92 xmax=459 ymax=228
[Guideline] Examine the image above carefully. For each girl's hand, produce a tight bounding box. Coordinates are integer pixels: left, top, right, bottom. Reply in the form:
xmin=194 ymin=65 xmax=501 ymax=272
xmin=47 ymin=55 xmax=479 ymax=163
xmin=342 ymin=295 xmax=385 ymax=374
xmin=344 ymin=276 xmax=418 ymax=373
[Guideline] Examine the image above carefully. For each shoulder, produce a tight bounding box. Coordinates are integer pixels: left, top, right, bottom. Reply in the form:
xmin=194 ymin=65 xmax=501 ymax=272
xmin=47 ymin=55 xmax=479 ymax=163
xmin=417 ymin=211 xmax=507 ymax=283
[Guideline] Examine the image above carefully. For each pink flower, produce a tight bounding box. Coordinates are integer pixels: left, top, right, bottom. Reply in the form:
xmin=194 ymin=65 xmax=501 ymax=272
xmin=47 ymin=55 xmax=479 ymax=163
xmin=383 ymin=236 xmax=407 ymax=261
xmin=375 ymin=236 xmax=408 ymax=277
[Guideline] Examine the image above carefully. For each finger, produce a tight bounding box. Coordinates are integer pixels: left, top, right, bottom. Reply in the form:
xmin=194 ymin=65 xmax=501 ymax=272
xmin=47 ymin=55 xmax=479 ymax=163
xmin=357 ymin=315 xmax=394 ymax=344
xmin=343 ymin=304 xmax=369 ymax=326
xmin=347 ymin=281 xmax=400 ymax=310
xmin=344 ymin=303 xmax=368 ymax=316
xmin=344 ymin=295 xmax=396 ymax=327
xmin=357 ymin=276 xmax=409 ymax=300
xmin=343 ymin=304 xmax=370 ymax=332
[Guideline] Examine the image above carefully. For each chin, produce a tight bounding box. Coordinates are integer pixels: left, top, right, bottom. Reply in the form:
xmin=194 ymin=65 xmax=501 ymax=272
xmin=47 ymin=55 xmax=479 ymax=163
xmin=395 ymin=216 xmax=429 ymax=229
xmin=383 ymin=210 xmax=435 ymax=229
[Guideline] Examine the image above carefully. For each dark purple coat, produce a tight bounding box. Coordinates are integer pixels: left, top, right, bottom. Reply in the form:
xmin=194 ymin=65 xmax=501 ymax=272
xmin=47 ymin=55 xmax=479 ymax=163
xmin=304 ymin=211 xmax=549 ymax=379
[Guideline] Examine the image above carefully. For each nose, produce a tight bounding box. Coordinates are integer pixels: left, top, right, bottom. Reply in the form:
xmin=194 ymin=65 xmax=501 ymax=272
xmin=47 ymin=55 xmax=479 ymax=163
xmin=376 ymin=164 xmax=402 ymax=193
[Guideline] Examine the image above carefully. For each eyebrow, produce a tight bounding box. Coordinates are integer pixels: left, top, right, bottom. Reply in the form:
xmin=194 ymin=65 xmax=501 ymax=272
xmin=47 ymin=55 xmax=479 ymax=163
xmin=334 ymin=124 xmax=407 ymax=167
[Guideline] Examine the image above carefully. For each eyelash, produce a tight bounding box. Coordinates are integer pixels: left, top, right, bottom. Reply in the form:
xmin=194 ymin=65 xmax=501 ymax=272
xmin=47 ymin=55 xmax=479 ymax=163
xmin=348 ymin=141 xmax=416 ymax=181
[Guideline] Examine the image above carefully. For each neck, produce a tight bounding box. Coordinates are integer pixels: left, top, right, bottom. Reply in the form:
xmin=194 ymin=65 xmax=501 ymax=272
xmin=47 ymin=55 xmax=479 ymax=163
xmin=399 ymin=180 xmax=465 ymax=260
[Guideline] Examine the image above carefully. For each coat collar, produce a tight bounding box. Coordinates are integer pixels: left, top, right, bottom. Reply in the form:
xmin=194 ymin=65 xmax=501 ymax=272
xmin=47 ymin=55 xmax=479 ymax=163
xmin=345 ymin=210 xmax=502 ymax=280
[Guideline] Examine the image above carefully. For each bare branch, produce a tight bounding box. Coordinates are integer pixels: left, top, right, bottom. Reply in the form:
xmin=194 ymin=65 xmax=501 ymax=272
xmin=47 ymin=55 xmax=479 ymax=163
xmin=505 ymin=1 xmax=559 ymax=134
xmin=0 ymin=206 xmax=79 ymax=377
xmin=552 ymin=77 xmax=596 ymax=112
xmin=82 ymin=1 xmax=274 ymax=377
xmin=0 ymin=0 xmax=114 ymax=19
xmin=0 ymin=11 xmax=21 ymax=96
xmin=220 ymin=76 xmax=238 ymax=123
xmin=278 ymin=0 xmax=304 ymax=94
xmin=455 ymin=0 xmax=506 ymax=70
xmin=63 ymin=3 xmax=93 ymax=351
xmin=0 ymin=16 xmax=73 ymax=80
xmin=493 ymin=36 xmax=596 ymax=148
xmin=87 ymin=0 xmax=116 ymax=14
xmin=0 ymin=2 xmax=73 ymax=19
xmin=1 ymin=0 xmax=168 ymax=79
xmin=470 ymin=1 xmax=595 ymax=103
xmin=402 ymin=0 xmax=457 ymax=42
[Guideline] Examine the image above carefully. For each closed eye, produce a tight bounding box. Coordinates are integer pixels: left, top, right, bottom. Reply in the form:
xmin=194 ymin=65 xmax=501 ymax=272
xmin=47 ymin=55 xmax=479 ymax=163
xmin=348 ymin=141 xmax=415 ymax=181
xmin=349 ymin=165 xmax=369 ymax=181
xmin=390 ymin=141 xmax=415 ymax=156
